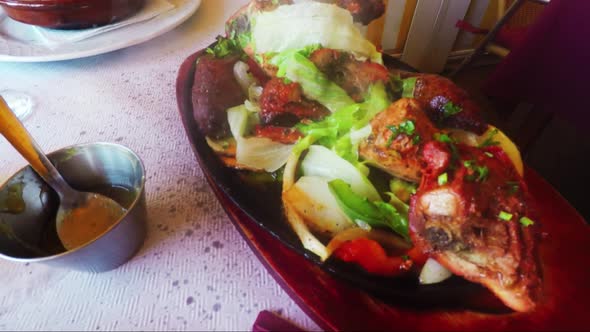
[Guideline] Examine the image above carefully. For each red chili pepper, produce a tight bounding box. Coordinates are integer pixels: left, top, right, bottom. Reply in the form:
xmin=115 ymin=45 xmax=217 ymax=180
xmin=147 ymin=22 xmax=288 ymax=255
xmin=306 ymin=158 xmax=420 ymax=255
xmin=333 ymin=238 xmax=412 ymax=277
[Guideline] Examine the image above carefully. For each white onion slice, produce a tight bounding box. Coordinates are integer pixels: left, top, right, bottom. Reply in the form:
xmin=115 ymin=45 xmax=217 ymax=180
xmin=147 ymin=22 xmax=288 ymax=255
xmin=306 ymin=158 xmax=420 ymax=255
xmin=233 ymin=61 xmax=255 ymax=95
xmin=419 ymin=258 xmax=453 ymax=284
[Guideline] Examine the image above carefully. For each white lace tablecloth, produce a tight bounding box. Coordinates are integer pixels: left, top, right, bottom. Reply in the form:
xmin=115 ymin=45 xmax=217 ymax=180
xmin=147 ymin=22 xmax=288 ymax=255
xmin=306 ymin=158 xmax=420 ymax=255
xmin=0 ymin=1 xmax=320 ymax=330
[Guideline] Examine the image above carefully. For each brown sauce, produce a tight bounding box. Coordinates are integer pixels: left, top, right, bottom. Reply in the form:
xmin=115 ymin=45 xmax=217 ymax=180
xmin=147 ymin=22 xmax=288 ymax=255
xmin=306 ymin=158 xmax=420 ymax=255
xmin=57 ymin=185 xmax=134 ymax=250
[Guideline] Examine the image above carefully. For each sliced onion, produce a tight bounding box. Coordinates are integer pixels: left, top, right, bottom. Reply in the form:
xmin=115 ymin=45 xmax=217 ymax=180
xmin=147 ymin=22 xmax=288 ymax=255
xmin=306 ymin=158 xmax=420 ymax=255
xmin=283 ymin=196 xmax=329 ymax=261
xmin=205 ymin=137 xmax=236 ymax=156
xmin=248 ymin=85 xmax=264 ymax=103
xmin=227 ymin=105 xmax=293 ymax=172
xmin=419 ymin=258 xmax=453 ymax=284
xmin=349 ymin=124 xmax=372 ymax=145
xmin=233 ymin=61 xmax=255 ymax=94
xmin=236 ymin=137 xmax=293 ymax=172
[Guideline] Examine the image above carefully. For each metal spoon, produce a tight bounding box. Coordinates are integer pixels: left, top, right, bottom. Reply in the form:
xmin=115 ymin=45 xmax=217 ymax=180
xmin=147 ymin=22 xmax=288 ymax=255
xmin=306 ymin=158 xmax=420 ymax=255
xmin=0 ymin=96 xmax=126 ymax=250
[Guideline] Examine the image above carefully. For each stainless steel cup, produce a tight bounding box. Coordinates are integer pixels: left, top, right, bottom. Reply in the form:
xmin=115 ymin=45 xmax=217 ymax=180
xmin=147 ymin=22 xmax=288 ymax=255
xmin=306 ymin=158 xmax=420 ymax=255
xmin=0 ymin=142 xmax=147 ymax=272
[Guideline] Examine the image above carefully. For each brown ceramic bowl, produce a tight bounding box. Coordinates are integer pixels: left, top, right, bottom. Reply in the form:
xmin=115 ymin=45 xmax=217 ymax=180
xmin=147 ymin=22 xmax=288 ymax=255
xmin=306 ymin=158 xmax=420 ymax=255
xmin=0 ymin=0 xmax=145 ymax=29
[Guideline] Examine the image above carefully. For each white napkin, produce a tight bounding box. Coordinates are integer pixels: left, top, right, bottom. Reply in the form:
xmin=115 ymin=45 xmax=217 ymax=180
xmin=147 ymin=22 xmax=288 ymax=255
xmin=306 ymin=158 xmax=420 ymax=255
xmin=33 ymin=0 xmax=175 ymax=49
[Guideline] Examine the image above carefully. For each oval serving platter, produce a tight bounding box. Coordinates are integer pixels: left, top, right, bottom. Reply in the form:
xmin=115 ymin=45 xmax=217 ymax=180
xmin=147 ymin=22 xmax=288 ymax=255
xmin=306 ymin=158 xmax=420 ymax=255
xmin=177 ymin=49 xmax=590 ymax=330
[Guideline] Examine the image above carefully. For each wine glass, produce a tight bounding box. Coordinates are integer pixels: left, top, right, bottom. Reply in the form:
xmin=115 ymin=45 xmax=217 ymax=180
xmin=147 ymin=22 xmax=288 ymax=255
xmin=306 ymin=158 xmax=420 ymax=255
xmin=0 ymin=90 xmax=35 ymax=121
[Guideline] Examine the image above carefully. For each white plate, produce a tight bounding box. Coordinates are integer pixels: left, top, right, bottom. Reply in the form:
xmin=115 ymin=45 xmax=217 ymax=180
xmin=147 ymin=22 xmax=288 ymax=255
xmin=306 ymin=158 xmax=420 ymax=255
xmin=0 ymin=0 xmax=201 ymax=62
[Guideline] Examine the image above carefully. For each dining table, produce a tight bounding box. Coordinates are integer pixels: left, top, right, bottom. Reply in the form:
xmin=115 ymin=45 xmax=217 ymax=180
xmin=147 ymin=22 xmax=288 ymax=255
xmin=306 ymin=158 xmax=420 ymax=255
xmin=0 ymin=0 xmax=321 ymax=330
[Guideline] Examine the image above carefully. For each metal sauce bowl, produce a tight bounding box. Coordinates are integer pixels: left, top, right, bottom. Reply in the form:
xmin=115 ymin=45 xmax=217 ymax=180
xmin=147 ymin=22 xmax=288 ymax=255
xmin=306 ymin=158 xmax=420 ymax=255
xmin=0 ymin=142 xmax=147 ymax=272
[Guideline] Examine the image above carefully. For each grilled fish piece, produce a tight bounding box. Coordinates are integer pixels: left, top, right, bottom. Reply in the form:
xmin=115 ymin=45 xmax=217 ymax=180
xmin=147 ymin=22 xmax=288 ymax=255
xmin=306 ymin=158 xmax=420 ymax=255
xmin=359 ymin=98 xmax=438 ymax=182
xmin=409 ymin=140 xmax=541 ymax=312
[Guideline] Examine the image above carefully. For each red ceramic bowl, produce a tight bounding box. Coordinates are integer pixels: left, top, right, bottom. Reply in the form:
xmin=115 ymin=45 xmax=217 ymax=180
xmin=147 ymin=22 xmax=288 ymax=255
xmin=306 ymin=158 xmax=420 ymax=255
xmin=0 ymin=0 xmax=145 ymax=29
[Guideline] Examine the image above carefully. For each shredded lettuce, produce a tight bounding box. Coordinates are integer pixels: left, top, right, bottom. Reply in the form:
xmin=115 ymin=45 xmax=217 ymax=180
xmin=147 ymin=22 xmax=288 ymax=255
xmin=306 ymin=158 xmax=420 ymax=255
xmin=251 ymin=2 xmax=382 ymax=63
xmin=227 ymin=105 xmax=293 ymax=172
xmin=206 ymin=35 xmax=243 ymax=58
xmin=276 ymin=52 xmax=355 ymax=113
xmin=294 ymin=82 xmax=390 ymax=168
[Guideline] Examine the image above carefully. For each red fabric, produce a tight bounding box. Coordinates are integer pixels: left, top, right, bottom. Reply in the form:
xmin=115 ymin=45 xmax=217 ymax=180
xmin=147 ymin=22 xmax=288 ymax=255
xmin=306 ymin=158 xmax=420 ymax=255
xmin=455 ymin=19 xmax=489 ymax=35
xmin=483 ymin=0 xmax=590 ymax=130
xmin=455 ymin=19 xmax=529 ymax=50
xmin=494 ymin=26 xmax=529 ymax=49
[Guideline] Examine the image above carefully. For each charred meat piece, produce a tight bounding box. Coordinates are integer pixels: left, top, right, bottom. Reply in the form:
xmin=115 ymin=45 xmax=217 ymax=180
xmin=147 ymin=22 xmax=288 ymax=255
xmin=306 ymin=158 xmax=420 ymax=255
xmin=394 ymin=71 xmax=488 ymax=134
xmin=310 ymin=48 xmax=389 ymax=102
xmin=192 ymin=54 xmax=246 ymax=139
xmin=254 ymin=125 xmax=303 ymax=144
xmin=410 ymin=141 xmax=541 ymax=312
xmin=336 ymin=0 xmax=386 ymax=25
xmin=259 ymin=78 xmax=330 ymax=126
xmin=359 ymin=98 xmax=438 ymax=182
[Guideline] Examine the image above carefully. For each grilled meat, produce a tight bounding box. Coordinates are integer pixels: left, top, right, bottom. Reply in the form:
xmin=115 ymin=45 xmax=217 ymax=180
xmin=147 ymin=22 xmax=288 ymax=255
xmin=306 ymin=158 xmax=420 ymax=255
xmin=192 ymin=54 xmax=246 ymax=138
xmin=409 ymin=141 xmax=541 ymax=312
xmin=359 ymin=98 xmax=438 ymax=182
xmin=310 ymin=48 xmax=389 ymax=102
xmin=254 ymin=125 xmax=303 ymax=144
xmin=394 ymin=71 xmax=488 ymax=134
xmin=336 ymin=0 xmax=386 ymax=25
xmin=259 ymin=78 xmax=330 ymax=126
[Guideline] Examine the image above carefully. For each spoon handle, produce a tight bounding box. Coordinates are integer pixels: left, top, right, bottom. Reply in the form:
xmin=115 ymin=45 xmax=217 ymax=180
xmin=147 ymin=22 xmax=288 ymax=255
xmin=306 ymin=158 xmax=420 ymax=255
xmin=0 ymin=96 xmax=76 ymax=199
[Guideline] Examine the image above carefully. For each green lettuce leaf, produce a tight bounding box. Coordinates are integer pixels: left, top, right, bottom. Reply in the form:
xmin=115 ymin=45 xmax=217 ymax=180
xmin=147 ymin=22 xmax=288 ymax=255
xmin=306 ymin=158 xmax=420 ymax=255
xmin=276 ymin=52 xmax=355 ymax=113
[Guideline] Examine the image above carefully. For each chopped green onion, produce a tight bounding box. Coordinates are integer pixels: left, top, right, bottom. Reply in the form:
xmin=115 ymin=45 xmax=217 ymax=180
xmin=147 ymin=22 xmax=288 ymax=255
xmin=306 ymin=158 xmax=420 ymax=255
xmin=476 ymin=166 xmax=489 ymax=182
xmin=463 ymin=160 xmax=475 ymax=169
xmin=506 ymin=181 xmax=520 ymax=194
xmin=386 ymin=125 xmax=398 ymax=146
xmin=442 ymin=101 xmax=462 ymax=118
xmin=520 ymin=217 xmax=535 ymax=227
xmin=438 ymin=173 xmax=448 ymax=186
xmin=387 ymin=120 xmax=418 ymax=146
xmin=464 ymin=161 xmax=489 ymax=182
xmin=434 ymin=133 xmax=454 ymax=143
xmin=399 ymin=120 xmax=416 ymax=135
xmin=479 ymin=128 xmax=500 ymax=148
xmin=206 ymin=35 xmax=242 ymax=58
xmin=434 ymin=132 xmax=460 ymax=162
xmin=412 ymin=134 xmax=421 ymax=145
xmin=484 ymin=152 xmax=494 ymax=158
xmin=498 ymin=211 xmax=513 ymax=221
